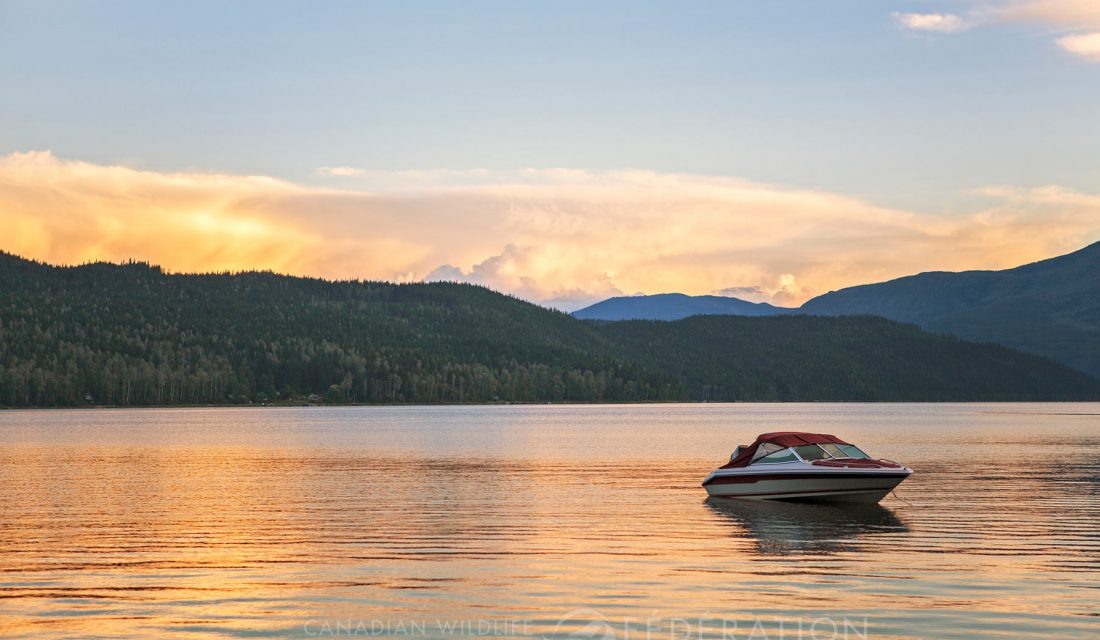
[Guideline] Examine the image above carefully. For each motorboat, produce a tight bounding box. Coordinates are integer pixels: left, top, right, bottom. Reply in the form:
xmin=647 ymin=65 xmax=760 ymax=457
xmin=702 ymin=432 xmax=912 ymax=503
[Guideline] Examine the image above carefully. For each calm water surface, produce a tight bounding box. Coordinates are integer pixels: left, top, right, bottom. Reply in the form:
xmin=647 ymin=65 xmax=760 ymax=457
xmin=1 ymin=404 xmax=1098 ymax=639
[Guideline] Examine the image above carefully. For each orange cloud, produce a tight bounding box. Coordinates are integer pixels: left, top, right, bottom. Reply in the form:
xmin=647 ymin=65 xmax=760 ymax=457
xmin=2 ymin=151 xmax=1099 ymax=310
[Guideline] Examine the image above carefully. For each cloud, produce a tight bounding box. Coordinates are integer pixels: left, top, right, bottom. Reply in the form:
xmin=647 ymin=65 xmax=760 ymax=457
xmin=894 ymin=1 xmax=1100 ymax=61
xmin=425 ymin=244 xmax=540 ymax=300
xmin=542 ymin=283 xmax=624 ymax=312
xmin=713 ymin=285 xmax=768 ymax=299
xmin=316 ymin=166 xmax=363 ymax=177
xmin=2 ymin=151 xmax=1100 ymax=311
xmin=425 ymin=245 xmax=624 ymax=311
xmin=893 ymin=12 xmax=969 ymax=33
xmin=991 ymin=0 xmax=1100 ymax=27
xmin=714 ymin=274 xmax=806 ymax=306
xmin=1056 ymin=31 xmax=1100 ymax=60
xmin=0 ymin=151 xmax=431 ymax=280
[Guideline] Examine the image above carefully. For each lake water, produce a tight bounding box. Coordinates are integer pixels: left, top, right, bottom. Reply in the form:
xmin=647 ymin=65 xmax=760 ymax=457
xmin=0 ymin=404 xmax=1098 ymax=639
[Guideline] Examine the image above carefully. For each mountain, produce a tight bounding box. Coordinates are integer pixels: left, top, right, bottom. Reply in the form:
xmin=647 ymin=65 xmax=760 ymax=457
xmin=1 ymin=251 xmax=1097 ymax=406
xmin=573 ymin=293 xmax=791 ymax=321
xmin=0 ymin=251 xmax=680 ymax=406
xmin=597 ymin=314 xmax=1100 ymax=402
xmin=801 ymin=241 xmax=1100 ymax=378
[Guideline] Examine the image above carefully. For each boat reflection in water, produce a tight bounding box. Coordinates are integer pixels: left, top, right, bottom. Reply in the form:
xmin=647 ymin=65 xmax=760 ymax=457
xmin=704 ymin=496 xmax=909 ymax=556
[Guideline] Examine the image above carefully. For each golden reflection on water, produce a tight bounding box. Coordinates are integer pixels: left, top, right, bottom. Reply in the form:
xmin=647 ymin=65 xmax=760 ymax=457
xmin=0 ymin=404 xmax=1098 ymax=639
xmin=704 ymin=499 xmax=910 ymax=556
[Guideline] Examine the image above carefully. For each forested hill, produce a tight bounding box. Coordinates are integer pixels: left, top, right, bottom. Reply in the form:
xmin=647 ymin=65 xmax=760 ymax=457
xmin=0 ymin=252 xmax=679 ymax=405
xmin=2 ymin=251 xmax=1098 ymax=406
xmin=596 ymin=315 xmax=1100 ymax=402
xmin=801 ymin=241 xmax=1100 ymax=378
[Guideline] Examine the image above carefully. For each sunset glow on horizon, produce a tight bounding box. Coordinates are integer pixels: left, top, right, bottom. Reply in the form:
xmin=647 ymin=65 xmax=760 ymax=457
xmin=2 ymin=150 xmax=1099 ymax=310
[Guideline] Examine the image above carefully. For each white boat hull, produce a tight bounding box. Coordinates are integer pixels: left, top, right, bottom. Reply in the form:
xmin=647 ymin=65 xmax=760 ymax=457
xmin=702 ymin=469 xmax=911 ymax=503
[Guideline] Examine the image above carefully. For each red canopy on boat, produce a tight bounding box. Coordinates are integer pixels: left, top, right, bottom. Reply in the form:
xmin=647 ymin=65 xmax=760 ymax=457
xmin=720 ymin=432 xmax=852 ymax=468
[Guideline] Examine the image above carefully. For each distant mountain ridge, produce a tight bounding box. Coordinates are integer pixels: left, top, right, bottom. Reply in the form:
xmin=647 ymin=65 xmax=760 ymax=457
xmin=574 ymin=242 xmax=1100 ymax=379
xmin=801 ymin=240 xmax=1100 ymax=378
xmin=2 ymin=250 xmax=1097 ymax=405
xmin=573 ymin=293 xmax=791 ymax=321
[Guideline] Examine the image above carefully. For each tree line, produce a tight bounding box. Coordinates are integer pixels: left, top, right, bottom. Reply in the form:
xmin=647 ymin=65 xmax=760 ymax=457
xmin=2 ymin=251 xmax=1097 ymax=406
xmin=0 ymin=253 xmax=682 ymax=406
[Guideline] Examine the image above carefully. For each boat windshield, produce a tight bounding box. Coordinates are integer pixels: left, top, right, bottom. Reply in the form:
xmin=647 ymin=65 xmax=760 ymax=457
xmin=837 ymin=444 xmax=870 ymax=459
xmin=793 ymin=443 xmax=873 ymax=461
xmin=750 ymin=442 xmax=784 ymax=462
xmin=793 ymin=444 xmax=831 ymax=461
xmin=752 ymin=448 xmax=798 ymax=464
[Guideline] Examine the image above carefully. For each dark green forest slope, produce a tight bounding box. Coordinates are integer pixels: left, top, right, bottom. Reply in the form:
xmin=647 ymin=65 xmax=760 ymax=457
xmin=597 ymin=315 xmax=1100 ymax=401
xmin=801 ymin=241 xmax=1100 ymax=378
xmin=2 ymin=252 xmax=1098 ymax=406
xmin=0 ymin=253 xmax=678 ymax=405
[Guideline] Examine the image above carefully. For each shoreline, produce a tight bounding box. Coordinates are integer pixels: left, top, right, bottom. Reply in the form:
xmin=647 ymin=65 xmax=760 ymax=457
xmin=4 ymin=399 xmax=1100 ymax=411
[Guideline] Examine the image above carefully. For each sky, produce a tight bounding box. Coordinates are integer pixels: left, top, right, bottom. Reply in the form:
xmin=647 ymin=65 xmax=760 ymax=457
xmin=2 ymin=0 xmax=1099 ymax=310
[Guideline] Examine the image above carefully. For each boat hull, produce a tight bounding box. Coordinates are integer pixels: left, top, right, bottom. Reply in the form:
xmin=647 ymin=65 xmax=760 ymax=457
xmin=702 ymin=470 xmax=911 ymax=503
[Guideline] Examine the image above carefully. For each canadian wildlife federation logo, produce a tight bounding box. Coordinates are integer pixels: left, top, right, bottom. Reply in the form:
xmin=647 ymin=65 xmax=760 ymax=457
xmin=544 ymin=609 xmax=869 ymax=639
xmin=547 ymin=609 xmax=617 ymax=639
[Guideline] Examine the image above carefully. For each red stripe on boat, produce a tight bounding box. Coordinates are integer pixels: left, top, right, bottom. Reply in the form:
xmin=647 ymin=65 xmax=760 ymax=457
xmin=811 ymin=458 xmax=901 ymax=468
xmin=709 ymin=486 xmax=899 ymax=498
xmin=702 ymin=471 xmax=910 ymax=486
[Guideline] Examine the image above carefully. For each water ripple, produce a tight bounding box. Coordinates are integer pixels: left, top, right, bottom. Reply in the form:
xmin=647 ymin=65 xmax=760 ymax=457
xmin=0 ymin=404 xmax=1098 ymax=638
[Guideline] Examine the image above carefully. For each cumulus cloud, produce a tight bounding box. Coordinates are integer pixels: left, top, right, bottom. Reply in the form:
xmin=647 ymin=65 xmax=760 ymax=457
xmin=425 ymin=245 xmax=625 ymax=311
xmin=425 ymin=245 xmax=540 ymax=300
xmin=893 ymin=12 xmax=969 ymax=33
xmin=2 ymin=151 xmax=1100 ymax=311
